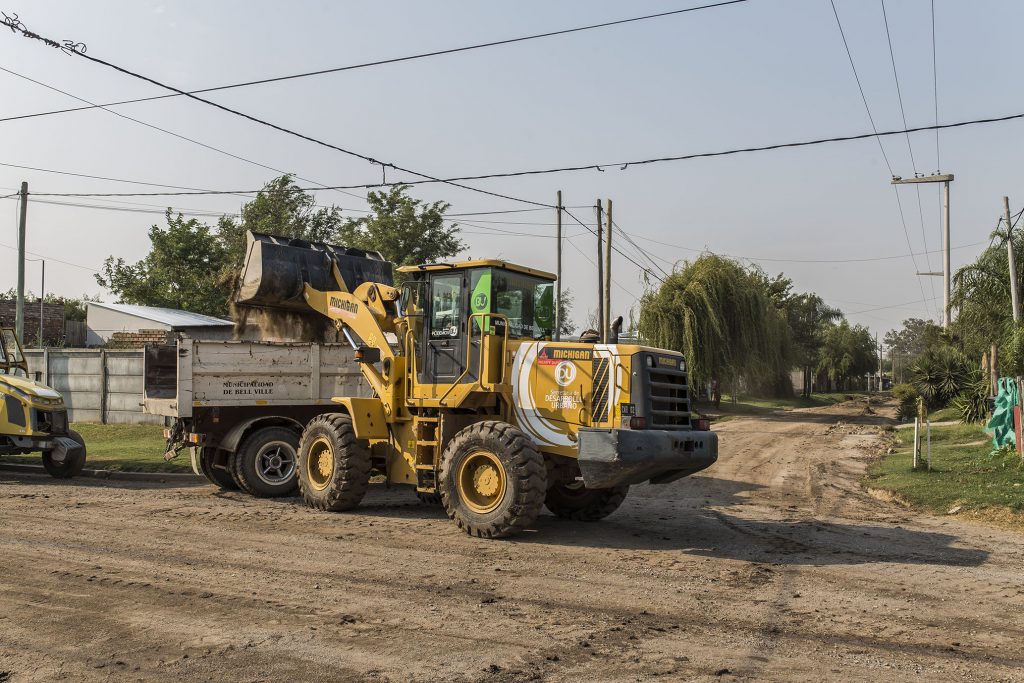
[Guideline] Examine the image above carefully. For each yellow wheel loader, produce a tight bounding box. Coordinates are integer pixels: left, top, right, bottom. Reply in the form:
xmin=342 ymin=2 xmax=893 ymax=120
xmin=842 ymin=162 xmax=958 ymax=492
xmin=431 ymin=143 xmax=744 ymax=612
xmin=237 ymin=231 xmax=717 ymax=537
xmin=0 ymin=327 xmax=86 ymax=477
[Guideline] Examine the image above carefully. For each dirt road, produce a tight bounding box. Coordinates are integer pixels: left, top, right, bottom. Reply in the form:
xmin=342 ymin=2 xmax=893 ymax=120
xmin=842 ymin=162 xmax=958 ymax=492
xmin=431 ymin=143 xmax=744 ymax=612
xmin=1 ymin=399 xmax=1022 ymax=682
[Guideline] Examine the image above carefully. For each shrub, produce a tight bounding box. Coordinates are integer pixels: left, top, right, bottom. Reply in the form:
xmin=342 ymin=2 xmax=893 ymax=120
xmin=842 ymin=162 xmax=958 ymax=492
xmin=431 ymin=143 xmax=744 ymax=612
xmin=910 ymin=346 xmax=972 ymax=409
xmin=891 ymin=383 xmax=920 ymax=421
xmin=952 ymin=374 xmax=991 ymax=425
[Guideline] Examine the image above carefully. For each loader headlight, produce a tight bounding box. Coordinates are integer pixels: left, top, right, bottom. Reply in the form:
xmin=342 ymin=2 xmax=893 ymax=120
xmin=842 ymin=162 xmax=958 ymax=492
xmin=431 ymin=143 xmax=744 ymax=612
xmin=5 ymin=385 xmax=32 ymax=403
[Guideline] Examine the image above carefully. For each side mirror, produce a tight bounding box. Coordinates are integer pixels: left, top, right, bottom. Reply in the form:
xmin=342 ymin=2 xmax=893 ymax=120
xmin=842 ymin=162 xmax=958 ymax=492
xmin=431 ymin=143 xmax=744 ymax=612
xmin=34 ymin=371 xmax=42 ymax=382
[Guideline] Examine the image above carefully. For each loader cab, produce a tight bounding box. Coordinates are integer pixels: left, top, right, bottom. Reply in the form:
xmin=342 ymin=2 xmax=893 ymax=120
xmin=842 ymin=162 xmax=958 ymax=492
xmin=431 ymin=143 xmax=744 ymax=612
xmin=398 ymin=261 xmax=557 ymax=385
xmin=0 ymin=327 xmax=29 ymax=377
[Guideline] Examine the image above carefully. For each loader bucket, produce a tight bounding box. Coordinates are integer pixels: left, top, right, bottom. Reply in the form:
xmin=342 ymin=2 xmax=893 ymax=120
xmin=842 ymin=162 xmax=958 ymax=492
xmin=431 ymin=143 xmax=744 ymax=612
xmin=236 ymin=231 xmax=393 ymax=311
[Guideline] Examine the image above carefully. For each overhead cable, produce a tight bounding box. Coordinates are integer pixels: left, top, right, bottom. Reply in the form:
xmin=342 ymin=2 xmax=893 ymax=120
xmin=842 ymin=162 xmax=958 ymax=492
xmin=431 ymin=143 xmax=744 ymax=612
xmin=0 ymin=1 xmax=750 ymax=124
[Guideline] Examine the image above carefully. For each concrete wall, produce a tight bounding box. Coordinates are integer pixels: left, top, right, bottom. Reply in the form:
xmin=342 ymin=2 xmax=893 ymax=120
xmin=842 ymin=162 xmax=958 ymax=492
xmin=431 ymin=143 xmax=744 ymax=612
xmin=86 ymin=307 xmax=171 ymax=346
xmin=22 ymin=349 xmax=165 ymax=425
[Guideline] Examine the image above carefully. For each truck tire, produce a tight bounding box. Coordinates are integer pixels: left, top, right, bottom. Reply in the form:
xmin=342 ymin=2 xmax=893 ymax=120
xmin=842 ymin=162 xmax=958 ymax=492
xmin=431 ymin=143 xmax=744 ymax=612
xmin=199 ymin=448 xmax=239 ymax=491
xmin=232 ymin=427 xmax=299 ymax=498
xmin=545 ymin=482 xmax=629 ymax=521
xmin=297 ymin=413 xmax=371 ymax=512
xmin=41 ymin=429 xmax=87 ymax=479
xmin=439 ymin=421 xmax=546 ymax=538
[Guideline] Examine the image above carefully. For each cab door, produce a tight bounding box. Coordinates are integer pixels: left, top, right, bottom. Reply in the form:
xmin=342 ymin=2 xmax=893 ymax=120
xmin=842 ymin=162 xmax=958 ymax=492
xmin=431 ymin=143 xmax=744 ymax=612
xmin=422 ymin=273 xmax=467 ymax=383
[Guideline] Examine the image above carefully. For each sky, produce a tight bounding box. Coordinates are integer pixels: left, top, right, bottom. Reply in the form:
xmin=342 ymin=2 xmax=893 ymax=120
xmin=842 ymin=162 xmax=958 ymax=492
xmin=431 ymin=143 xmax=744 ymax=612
xmin=1 ymin=0 xmax=1023 ymax=338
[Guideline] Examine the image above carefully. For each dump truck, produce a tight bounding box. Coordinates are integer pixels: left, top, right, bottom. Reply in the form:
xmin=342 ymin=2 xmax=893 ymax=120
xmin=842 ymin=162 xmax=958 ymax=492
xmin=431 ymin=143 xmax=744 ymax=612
xmin=234 ymin=231 xmax=718 ymax=537
xmin=0 ymin=326 xmax=86 ymax=477
xmin=143 ymin=337 xmax=367 ymax=496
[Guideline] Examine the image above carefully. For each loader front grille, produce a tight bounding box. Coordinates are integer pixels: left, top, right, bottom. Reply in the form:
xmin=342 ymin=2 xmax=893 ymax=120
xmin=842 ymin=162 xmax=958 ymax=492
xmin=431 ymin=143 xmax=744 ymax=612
xmin=591 ymin=357 xmax=611 ymax=424
xmin=641 ymin=355 xmax=691 ymax=430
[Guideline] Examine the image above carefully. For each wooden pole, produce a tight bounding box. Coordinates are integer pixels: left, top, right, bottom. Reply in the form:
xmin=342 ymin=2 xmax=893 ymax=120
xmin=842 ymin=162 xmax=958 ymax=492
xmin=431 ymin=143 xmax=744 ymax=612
xmin=555 ymin=191 xmax=562 ymax=341
xmin=603 ymin=199 xmax=612 ymax=343
xmin=15 ymin=181 xmax=27 ymax=344
xmin=1004 ymin=196 xmax=1020 ymax=323
xmin=943 ymin=180 xmax=951 ymax=329
xmin=595 ymin=199 xmax=604 ymax=337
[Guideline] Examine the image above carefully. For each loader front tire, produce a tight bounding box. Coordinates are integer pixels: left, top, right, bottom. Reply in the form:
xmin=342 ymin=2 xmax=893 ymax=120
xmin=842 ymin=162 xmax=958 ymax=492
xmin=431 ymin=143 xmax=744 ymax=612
xmin=439 ymin=421 xmax=546 ymax=538
xmin=297 ymin=413 xmax=371 ymax=512
xmin=42 ymin=429 xmax=86 ymax=479
xmin=545 ymin=481 xmax=629 ymax=521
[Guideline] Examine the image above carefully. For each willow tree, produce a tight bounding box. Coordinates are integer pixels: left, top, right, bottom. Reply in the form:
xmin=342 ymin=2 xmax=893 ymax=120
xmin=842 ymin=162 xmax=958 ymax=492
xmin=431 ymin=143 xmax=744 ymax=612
xmin=637 ymin=254 xmax=793 ymax=393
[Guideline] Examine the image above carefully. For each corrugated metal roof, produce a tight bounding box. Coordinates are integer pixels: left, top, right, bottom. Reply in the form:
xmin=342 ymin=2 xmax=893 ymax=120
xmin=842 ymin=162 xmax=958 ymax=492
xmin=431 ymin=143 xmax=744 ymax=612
xmin=88 ymin=302 xmax=233 ymax=328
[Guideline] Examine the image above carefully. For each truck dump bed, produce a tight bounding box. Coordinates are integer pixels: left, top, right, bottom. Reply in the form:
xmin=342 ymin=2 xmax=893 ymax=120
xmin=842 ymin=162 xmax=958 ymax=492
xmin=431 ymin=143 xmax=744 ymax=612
xmin=143 ymin=337 xmax=366 ymax=418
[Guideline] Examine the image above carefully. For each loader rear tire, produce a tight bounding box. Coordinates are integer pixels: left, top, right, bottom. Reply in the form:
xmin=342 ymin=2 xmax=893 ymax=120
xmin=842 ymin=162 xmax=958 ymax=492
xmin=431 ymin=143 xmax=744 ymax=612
xmin=297 ymin=413 xmax=371 ymax=512
xmin=439 ymin=421 xmax=546 ymax=539
xmin=233 ymin=427 xmax=299 ymax=498
xmin=545 ymin=482 xmax=629 ymax=521
xmin=199 ymin=448 xmax=239 ymax=491
xmin=41 ymin=429 xmax=86 ymax=479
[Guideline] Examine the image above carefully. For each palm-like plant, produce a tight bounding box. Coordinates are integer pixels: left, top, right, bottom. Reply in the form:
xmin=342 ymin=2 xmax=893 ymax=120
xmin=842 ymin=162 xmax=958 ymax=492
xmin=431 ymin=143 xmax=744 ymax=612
xmin=910 ymin=346 xmax=972 ymax=409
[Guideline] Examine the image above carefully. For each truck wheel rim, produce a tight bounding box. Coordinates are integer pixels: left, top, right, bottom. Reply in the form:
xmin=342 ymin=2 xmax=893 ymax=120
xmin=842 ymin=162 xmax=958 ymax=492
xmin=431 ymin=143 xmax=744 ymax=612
xmin=256 ymin=441 xmax=297 ymax=486
xmin=457 ymin=450 xmax=506 ymax=514
xmin=306 ymin=437 xmax=334 ymax=492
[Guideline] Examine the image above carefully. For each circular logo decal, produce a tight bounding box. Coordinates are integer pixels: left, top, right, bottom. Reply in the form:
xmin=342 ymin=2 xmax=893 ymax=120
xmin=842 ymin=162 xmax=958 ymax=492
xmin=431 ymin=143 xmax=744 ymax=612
xmin=554 ymin=360 xmax=577 ymax=387
xmin=473 ymin=292 xmax=489 ymax=310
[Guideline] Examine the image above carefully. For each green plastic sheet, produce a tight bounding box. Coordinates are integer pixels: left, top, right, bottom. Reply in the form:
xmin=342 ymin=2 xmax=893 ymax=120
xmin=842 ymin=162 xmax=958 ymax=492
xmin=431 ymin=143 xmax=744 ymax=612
xmin=984 ymin=377 xmax=1018 ymax=448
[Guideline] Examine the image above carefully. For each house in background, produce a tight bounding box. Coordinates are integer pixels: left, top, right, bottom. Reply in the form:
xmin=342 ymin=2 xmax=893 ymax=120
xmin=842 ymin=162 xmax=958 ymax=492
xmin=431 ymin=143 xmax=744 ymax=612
xmin=86 ymin=302 xmax=234 ymax=347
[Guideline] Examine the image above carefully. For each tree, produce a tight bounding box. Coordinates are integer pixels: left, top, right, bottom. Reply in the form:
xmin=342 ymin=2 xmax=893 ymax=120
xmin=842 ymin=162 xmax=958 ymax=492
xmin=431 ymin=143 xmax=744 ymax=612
xmin=749 ymin=271 xmax=841 ymax=396
xmin=637 ymin=254 xmax=793 ymax=393
xmin=0 ymin=289 xmax=96 ymax=323
xmin=884 ymin=317 xmax=944 ymax=382
xmin=816 ymin=320 xmax=877 ymax=391
xmin=217 ymin=175 xmax=344 ymax=267
xmin=95 ymin=211 xmax=231 ymax=317
xmin=557 ymin=288 xmax=578 ymax=337
xmin=951 ymin=228 xmax=1024 ymax=364
xmin=335 ymin=184 xmax=464 ymax=278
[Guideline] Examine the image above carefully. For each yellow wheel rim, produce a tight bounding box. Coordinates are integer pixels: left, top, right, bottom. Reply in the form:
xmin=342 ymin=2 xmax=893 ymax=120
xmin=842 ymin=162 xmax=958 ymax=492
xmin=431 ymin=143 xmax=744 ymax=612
xmin=457 ymin=450 xmax=507 ymax=514
xmin=306 ymin=436 xmax=335 ymax=492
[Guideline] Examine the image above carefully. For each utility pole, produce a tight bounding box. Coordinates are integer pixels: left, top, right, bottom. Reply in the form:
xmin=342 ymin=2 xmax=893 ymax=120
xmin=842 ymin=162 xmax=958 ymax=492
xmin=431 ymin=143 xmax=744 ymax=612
xmin=15 ymin=181 xmax=27 ymax=344
xmin=892 ymin=174 xmax=954 ymax=328
xmin=1004 ymin=196 xmax=1020 ymax=323
xmin=555 ymin=191 xmax=562 ymax=341
xmin=603 ymin=199 xmax=612 ymax=343
xmin=595 ymin=199 xmax=604 ymax=337
xmin=877 ymin=333 xmax=882 ymax=391
xmin=39 ymin=259 xmax=45 ymax=347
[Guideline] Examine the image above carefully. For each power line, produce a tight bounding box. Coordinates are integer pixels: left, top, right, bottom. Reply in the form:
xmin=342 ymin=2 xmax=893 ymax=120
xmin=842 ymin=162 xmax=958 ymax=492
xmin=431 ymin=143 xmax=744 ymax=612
xmin=829 ymin=0 xmax=894 ymax=174
xmin=23 ymin=109 xmax=1024 ymax=199
xmin=0 ymin=241 xmax=99 ymax=272
xmin=0 ymin=65 xmax=371 ymax=205
xmin=880 ymin=0 xmax=939 ymax=320
xmin=0 ymin=16 xmax=552 ymax=208
xmin=611 ymin=220 xmax=671 ymax=280
xmin=563 ymin=208 xmax=664 ymax=285
xmin=562 ymin=235 xmax=641 ymax=301
xmin=930 ymin=0 xmax=941 ymax=172
xmin=829 ymin=0 xmax=928 ymax=314
xmin=0 ymin=1 xmax=750 ymax=125
xmin=626 ymin=231 xmax=988 ymax=264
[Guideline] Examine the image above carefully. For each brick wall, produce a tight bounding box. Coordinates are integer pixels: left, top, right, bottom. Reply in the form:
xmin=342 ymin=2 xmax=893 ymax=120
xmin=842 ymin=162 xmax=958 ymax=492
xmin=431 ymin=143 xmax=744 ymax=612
xmin=106 ymin=329 xmax=175 ymax=349
xmin=0 ymin=299 xmax=66 ymax=346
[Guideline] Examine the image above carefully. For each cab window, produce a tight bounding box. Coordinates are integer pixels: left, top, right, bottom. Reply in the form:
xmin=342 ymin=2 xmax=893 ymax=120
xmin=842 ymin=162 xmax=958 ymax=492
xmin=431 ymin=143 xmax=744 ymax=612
xmin=1 ymin=328 xmax=25 ymax=375
xmin=430 ymin=274 xmax=463 ymax=339
xmin=492 ymin=271 xmax=555 ymax=339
